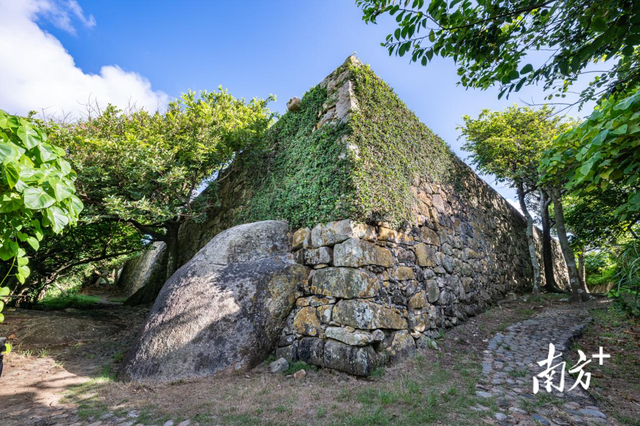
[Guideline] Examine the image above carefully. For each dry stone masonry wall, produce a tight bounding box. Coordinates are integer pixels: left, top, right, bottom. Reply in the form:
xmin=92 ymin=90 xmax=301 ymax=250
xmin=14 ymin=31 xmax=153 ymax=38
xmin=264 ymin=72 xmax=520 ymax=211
xmin=277 ymin=177 xmax=568 ymax=376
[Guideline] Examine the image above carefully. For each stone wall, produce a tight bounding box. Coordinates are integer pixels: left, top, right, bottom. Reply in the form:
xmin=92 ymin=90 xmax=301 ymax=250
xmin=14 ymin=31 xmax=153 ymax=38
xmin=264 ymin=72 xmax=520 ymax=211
xmin=124 ymin=56 xmax=570 ymax=377
xmin=276 ymin=175 xmax=568 ymax=375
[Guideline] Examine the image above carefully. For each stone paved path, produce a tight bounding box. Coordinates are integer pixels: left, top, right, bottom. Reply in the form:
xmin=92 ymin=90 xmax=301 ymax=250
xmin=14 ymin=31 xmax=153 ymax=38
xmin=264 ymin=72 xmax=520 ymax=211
xmin=475 ymin=305 xmax=612 ymax=425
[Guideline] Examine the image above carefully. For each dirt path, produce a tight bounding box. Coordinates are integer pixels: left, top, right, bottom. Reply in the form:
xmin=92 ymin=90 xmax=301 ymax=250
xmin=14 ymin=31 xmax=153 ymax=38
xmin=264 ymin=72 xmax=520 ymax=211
xmin=0 ymin=296 xmax=636 ymax=425
xmin=0 ymin=306 xmax=149 ymax=425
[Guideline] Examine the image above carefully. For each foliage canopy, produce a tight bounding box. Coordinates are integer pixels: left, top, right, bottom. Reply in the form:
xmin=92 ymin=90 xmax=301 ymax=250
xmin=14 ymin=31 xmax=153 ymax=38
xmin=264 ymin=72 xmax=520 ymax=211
xmin=50 ymin=89 xmax=274 ymax=228
xmin=41 ymin=89 xmax=274 ymax=304
xmin=1 ymin=110 xmax=82 ymax=325
xmin=540 ymin=88 xmax=640 ymax=225
xmin=459 ymin=105 xmax=563 ymax=190
xmin=357 ymin=0 xmax=640 ymax=107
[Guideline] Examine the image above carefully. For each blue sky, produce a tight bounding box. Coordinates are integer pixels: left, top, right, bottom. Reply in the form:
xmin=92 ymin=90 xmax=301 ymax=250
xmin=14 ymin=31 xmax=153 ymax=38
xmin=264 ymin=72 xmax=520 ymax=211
xmin=0 ymin=0 xmax=598 ymax=203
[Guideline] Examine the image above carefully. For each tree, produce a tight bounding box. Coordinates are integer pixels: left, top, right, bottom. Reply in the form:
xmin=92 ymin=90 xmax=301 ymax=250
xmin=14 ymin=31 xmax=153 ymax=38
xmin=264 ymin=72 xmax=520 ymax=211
xmin=459 ymin=105 xmax=566 ymax=295
xmin=357 ymin=0 xmax=640 ymax=107
xmin=1 ymin=110 xmax=82 ymax=343
xmin=5 ymin=221 xmax=142 ymax=304
xmin=561 ymin=189 xmax=636 ymax=286
xmin=48 ymin=89 xmax=274 ymax=304
xmin=539 ymin=88 xmax=639 ymax=301
xmin=547 ymin=185 xmax=589 ymax=301
xmin=540 ymin=87 xmax=640 ymax=224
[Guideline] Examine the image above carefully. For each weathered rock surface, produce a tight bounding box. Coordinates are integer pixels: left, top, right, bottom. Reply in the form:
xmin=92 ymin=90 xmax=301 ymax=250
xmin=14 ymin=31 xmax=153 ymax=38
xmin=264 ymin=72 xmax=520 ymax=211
xmin=310 ymin=220 xmax=376 ymax=248
xmin=269 ymin=357 xmax=289 ymax=373
xmin=117 ymin=242 xmax=167 ymax=299
xmin=325 ymin=326 xmax=374 ymax=346
xmin=286 ymin=97 xmax=301 ymax=112
xmin=310 ymin=267 xmax=378 ymax=299
xmin=333 ymin=238 xmax=393 ymax=267
xmin=332 ymin=299 xmax=407 ymax=330
xmin=324 ymin=340 xmax=377 ymax=376
xmin=120 ymin=221 xmax=308 ymax=383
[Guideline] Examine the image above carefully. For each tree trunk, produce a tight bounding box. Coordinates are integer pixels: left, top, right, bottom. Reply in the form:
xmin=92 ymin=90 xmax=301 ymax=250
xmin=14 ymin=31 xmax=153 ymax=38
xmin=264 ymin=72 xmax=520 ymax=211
xmin=517 ymin=183 xmax=541 ymax=295
xmin=549 ymin=187 xmax=589 ymax=302
xmin=578 ymin=250 xmax=586 ymax=288
xmin=540 ymin=189 xmax=562 ymax=292
xmin=164 ymin=221 xmax=180 ymax=281
xmin=125 ymin=221 xmax=180 ymax=306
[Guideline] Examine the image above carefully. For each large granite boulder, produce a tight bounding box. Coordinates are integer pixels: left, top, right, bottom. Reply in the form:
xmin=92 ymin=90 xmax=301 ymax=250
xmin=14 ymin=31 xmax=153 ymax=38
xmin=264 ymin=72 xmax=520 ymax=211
xmin=117 ymin=242 xmax=167 ymax=299
xmin=120 ymin=221 xmax=309 ymax=383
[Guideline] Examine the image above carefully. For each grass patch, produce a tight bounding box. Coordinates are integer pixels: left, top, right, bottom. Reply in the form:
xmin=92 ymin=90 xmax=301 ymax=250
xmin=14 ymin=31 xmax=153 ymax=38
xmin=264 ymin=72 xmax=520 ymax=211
xmin=112 ymin=351 xmax=124 ymax=363
xmin=369 ymin=367 xmax=385 ymax=379
xmin=328 ymin=359 xmax=486 ymax=425
xmin=283 ymin=361 xmax=317 ymax=375
xmin=38 ymin=294 xmax=101 ymax=310
xmin=508 ymin=369 xmax=528 ymax=378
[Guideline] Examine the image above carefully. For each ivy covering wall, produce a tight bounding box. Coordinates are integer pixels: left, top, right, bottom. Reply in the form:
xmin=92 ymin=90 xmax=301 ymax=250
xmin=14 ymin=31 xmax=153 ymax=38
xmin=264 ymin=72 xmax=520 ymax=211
xmin=347 ymin=63 xmax=459 ymax=226
xmin=242 ymin=61 xmax=460 ymax=228
xmin=178 ymin=58 xmax=468 ymax=263
xmin=239 ymin=85 xmax=355 ymax=227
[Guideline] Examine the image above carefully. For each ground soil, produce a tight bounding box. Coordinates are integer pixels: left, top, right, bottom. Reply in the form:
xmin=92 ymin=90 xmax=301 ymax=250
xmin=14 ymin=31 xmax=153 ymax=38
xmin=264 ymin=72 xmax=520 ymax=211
xmin=0 ymin=294 xmax=637 ymax=425
xmin=567 ymin=303 xmax=640 ymax=425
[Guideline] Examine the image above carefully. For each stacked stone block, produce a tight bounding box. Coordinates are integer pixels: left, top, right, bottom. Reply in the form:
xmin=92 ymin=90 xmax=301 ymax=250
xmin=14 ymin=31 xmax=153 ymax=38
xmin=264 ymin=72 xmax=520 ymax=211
xmin=270 ymin=169 xmax=568 ymax=376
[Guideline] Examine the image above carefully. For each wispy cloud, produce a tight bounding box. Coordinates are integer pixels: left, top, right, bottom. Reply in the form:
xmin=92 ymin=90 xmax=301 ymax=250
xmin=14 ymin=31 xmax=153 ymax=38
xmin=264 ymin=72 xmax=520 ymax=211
xmin=0 ymin=0 xmax=168 ymax=118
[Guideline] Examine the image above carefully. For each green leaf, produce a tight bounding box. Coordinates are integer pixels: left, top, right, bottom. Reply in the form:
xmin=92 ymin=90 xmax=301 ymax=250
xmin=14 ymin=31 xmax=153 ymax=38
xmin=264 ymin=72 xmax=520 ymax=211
xmin=0 ymin=142 xmax=23 ymax=164
xmin=16 ymin=124 xmax=40 ymax=149
xmin=37 ymin=143 xmax=57 ymax=163
xmin=0 ymin=194 xmax=23 ymax=213
xmin=520 ymin=64 xmax=533 ymax=74
xmin=45 ymin=205 xmax=70 ymax=233
xmin=580 ymin=161 xmax=595 ymax=177
xmin=17 ymin=265 xmax=30 ymax=279
xmin=611 ymin=124 xmax=628 ymax=135
xmin=0 ymin=240 xmax=19 ymax=261
xmin=26 ymin=236 xmax=40 ymax=251
xmin=0 ymin=287 xmax=10 ymax=297
xmin=23 ymin=186 xmax=56 ymax=210
xmin=613 ymin=95 xmax=635 ymax=111
xmin=4 ymin=162 xmax=20 ymax=188
xmin=591 ymin=16 xmax=606 ymax=32
xmin=49 ymin=177 xmax=73 ymax=201
xmin=590 ymin=129 xmax=609 ymax=146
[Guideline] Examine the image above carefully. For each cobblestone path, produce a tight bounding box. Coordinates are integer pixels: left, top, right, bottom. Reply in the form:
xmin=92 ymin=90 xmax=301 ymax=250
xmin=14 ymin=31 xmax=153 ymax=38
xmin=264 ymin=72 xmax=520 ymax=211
xmin=475 ymin=305 xmax=613 ymax=425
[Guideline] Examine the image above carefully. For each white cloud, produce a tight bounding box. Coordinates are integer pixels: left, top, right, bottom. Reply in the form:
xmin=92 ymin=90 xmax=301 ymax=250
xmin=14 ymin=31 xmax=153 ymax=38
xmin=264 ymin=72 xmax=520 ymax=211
xmin=0 ymin=0 xmax=168 ymax=119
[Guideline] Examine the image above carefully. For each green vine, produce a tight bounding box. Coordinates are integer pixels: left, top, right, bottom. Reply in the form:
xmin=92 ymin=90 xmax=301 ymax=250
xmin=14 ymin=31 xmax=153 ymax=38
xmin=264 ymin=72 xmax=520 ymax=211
xmin=197 ymin=60 xmax=470 ymax=233
xmin=346 ymin=64 xmax=459 ymax=227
